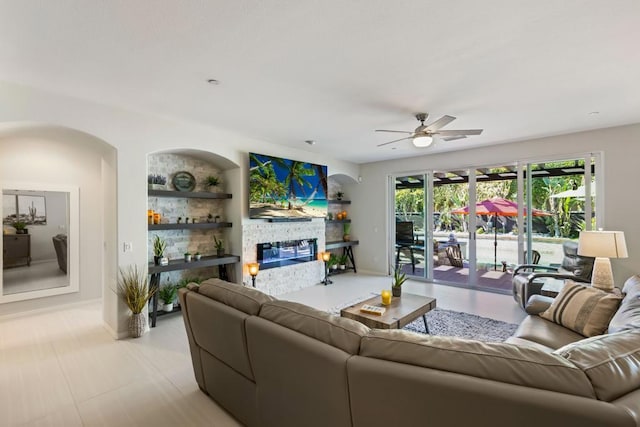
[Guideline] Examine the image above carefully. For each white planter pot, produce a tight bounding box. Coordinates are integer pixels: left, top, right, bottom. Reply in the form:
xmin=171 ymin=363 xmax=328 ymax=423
xmin=339 ymin=265 xmax=346 ymax=270
xmin=162 ymin=302 xmax=174 ymax=312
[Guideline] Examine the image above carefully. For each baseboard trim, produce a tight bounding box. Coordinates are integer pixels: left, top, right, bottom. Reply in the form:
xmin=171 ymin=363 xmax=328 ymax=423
xmin=0 ymin=297 xmax=102 ymax=321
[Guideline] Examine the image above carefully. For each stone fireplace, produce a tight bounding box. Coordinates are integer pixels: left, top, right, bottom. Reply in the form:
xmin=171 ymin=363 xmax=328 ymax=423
xmin=242 ymin=221 xmax=325 ymax=295
xmin=257 ymin=239 xmax=318 ymax=270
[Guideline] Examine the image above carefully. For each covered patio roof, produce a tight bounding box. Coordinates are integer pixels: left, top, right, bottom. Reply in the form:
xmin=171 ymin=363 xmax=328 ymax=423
xmin=395 ymin=162 xmax=595 ymax=189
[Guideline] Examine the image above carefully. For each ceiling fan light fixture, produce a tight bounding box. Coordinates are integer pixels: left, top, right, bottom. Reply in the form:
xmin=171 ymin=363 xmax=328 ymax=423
xmin=412 ymin=135 xmax=433 ymax=148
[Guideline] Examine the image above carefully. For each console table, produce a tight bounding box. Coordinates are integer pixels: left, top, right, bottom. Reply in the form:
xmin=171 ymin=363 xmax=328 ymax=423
xmin=326 ymin=240 xmax=359 ymax=273
xmin=148 ymin=254 xmax=240 ymax=327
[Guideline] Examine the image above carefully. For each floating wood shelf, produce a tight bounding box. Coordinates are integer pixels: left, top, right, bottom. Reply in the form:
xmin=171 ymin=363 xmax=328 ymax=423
xmin=148 ymin=254 xmax=240 ymax=273
xmin=325 ymin=240 xmax=359 ymax=250
xmin=148 ymin=222 xmax=232 ymax=231
xmin=328 ymin=200 xmax=351 ymax=205
xmin=148 ymin=189 xmax=232 ymax=199
xmin=325 ymin=219 xmax=351 ymax=224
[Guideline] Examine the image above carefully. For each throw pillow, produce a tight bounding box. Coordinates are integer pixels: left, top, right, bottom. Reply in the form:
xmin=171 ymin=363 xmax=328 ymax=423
xmin=540 ymin=281 xmax=622 ymax=337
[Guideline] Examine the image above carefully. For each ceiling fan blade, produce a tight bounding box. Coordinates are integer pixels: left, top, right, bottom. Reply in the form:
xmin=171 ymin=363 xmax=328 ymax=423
xmin=426 ymin=115 xmax=456 ymax=131
xmin=441 ymin=135 xmax=467 ymax=142
xmin=375 ymin=129 xmax=413 ymax=134
xmin=435 ymin=129 xmax=483 ymax=136
xmin=377 ymin=136 xmax=412 ymax=147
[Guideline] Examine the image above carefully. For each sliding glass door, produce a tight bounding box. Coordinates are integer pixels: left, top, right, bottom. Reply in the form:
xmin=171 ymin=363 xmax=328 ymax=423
xmin=390 ymin=154 xmax=599 ymax=294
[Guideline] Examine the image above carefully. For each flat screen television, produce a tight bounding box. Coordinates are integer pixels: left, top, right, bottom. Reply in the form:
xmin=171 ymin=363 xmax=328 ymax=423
xmin=249 ymin=152 xmax=328 ymax=219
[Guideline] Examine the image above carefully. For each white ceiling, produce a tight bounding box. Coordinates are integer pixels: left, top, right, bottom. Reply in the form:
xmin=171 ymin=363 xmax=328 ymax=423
xmin=1 ymin=1 xmax=639 ymax=164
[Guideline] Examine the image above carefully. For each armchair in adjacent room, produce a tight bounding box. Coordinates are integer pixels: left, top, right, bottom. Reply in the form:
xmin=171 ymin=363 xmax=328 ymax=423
xmin=52 ymin=234 xmax=68 ymax=274
xmin=512 ymin=241 xmax=595 ymax=309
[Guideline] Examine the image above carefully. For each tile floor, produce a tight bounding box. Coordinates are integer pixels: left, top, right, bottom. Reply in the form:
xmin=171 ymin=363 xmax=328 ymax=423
xmin=0 ymin=273 xmax=525 ymax=426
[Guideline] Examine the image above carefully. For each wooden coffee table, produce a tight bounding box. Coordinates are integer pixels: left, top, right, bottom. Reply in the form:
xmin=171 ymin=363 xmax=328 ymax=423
xmin=340 ymin=293 xmax=436 ymax=332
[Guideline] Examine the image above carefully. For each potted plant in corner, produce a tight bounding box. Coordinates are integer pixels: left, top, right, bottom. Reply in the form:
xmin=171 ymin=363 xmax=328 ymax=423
xmin=118 ymin=265 xmax=156 ymax=338
xmin=12 ymin=220 xmax=28 ymax=234
xmin=204 ymin=175 xmax=221 ymax=191
xmin=391 ymin=265 xmax=407 ymax=297
xmin=152 ymin=235 xmax=167 ymax=266
xmin=214 ymin=236 xmax=224 ymax=256
xmin=158 ymin=283 xmax=177 ymax=312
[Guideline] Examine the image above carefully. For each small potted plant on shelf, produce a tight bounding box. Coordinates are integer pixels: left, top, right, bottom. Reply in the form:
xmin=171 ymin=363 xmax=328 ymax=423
xmin=118 ymin=265 xmax=156 ymax=338
xmin=194 ymin=252 xmax=202 ymax=261
xmin=204 ymin=175 xmax=221 ymax=191
xmin=328 ymin=254 xmax=338 ymax=271
xmin=12 ymin=220 xmax=28 ymax=234
xmin=152 ymin=235 xmax=167 ymax=266
xmin=343 ymin=223 xmax=351 ymax=242
xmin=335 ymin=191 xmax=345 ymax=201
xmin=184 ymin=252 xmax=192 ymax=262
xmin=391 ymin=264 xmax=407 ymax=297
xmin=214 ymin=236 xmax=224 ymax=256
xmin=207 ymin=213 xmax=213 ymax=223
xmin=338 ymin=254 xmax=348 ymax=270
xmin=158 ymin=283 xmax=177 ymax=312
xmin=148 ymin=174 xmax=167 ymax=190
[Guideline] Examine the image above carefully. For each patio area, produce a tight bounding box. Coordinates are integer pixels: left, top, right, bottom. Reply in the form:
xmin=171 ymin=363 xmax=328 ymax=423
xmin=396 ymin=235 xmax=572 ymax=293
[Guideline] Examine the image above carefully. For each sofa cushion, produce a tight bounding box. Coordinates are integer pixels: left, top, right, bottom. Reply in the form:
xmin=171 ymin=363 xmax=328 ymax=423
xmin=259 ymin=300 xmax=369 ymax=354
xmin=554 ymin=330 xmax=640 ymax=401
xmin=512 ymin=315 xmax=586 ymax=350
xmin=197 ymin=278 xmax=275 ymax=315
xmin=608 ymin=275 xmax=640 ymax=333
xmin=360 ymin=329 xmax=595 ymax=398
xmin=540 ymin=281 xmax=622 ymax=337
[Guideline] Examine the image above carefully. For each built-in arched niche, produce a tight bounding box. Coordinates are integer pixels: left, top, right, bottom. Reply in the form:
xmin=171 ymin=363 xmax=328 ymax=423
xmin=146 ymin=149 xmax=241 ymax=290
xmin=0 ymin=123 xmax=117 ymax=311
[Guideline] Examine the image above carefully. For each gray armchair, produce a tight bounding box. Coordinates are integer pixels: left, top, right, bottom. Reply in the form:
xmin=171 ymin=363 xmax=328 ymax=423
xmin=512 ymin=241 xmax=594 ymax=309
xmin=52 ymin=234 xmax=67 ymax=274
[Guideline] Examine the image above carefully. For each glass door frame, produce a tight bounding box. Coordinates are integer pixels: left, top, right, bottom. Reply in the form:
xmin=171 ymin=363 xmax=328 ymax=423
xmin=388 ymin=152 xmax=602 ymax=291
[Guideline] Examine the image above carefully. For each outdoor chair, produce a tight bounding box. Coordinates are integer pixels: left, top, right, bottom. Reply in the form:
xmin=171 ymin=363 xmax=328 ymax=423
xmin=526 ymin=249 xmax=541 ymax=265
xmin=395 ymin=221 xmax=417 ymax=273
xmin=511 ymin=241 xmax=595 ymax=309
xmin=445 ymin=244 xmax=464 ymax=268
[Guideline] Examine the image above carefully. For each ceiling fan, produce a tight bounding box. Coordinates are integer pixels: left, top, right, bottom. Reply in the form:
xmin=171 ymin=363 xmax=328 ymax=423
xmin=376 ymin=113 xmax=483 ymax=148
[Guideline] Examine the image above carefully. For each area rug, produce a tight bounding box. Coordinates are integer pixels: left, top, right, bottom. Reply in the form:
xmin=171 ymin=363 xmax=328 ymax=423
xmin=330 ymin=295 xmax=518 ymax=343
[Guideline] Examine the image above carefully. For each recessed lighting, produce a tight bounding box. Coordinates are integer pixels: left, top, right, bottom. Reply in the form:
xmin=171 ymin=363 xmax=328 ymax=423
xmin=305 ymin=140 xmax=315 ymax=145
xmin=589 ymin=111 xmax=599 ymax=115
xmin=207 ymin=79 xmax=220 ymax=85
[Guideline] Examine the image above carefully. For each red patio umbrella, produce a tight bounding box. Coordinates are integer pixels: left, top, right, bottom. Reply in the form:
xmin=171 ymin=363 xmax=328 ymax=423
xmin=451 ymin=197 xmax=551 ymax=270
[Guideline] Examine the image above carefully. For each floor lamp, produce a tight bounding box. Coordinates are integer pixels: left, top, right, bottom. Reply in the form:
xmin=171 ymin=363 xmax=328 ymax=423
xmin=577 ymin=230 xmax=628 ymax=291
xmin=321 ymin=252 xmax=332 ymax=285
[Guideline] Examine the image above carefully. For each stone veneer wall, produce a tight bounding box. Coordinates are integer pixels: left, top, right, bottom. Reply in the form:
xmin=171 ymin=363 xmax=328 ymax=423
xmin=148 ymin=153 xmax=229 ymax=285
xmin=242 ymin=221 xmax=325 ymax=295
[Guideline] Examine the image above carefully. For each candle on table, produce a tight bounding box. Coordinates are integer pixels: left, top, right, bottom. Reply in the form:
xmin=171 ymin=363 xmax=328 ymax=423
xmin=381 ymin=290 xmax=392 ymax=305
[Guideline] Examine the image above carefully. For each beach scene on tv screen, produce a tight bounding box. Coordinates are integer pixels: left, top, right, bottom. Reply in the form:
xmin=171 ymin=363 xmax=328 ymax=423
xmin=249 ymin=153 xmax=328 ymax=219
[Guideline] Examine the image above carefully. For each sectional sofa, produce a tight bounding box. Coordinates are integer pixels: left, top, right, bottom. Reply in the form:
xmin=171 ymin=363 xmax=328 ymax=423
xmin=178 ymin=278 xmax=640 ymax=427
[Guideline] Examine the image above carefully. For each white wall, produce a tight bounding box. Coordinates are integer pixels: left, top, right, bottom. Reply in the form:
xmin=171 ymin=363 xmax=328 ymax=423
xmin=0 ymin=81 xmax=360 ymax=336
xmin=353 ymin=123 xmax=640 ymax=287
xmin=0 ymin=125 xmax=115 ymax=316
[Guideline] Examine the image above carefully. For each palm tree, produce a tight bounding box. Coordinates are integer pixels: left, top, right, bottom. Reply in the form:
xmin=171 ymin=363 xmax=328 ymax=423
xmin=250 ymin=154 xmax=286 ymax=204
xmin=274 ymin=159 xmax=314 ymax=208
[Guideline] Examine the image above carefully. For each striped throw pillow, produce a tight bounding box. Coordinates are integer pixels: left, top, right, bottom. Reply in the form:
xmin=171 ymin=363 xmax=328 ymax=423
xmin=540 ymin=281 xmax=622 ymax=337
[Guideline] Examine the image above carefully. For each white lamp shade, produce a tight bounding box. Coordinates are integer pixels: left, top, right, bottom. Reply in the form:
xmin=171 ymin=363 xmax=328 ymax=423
xmin=412 ymin=135 xmax=433 ymax=148
xmin=578 ymin=231 xmax=628 ymax=258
